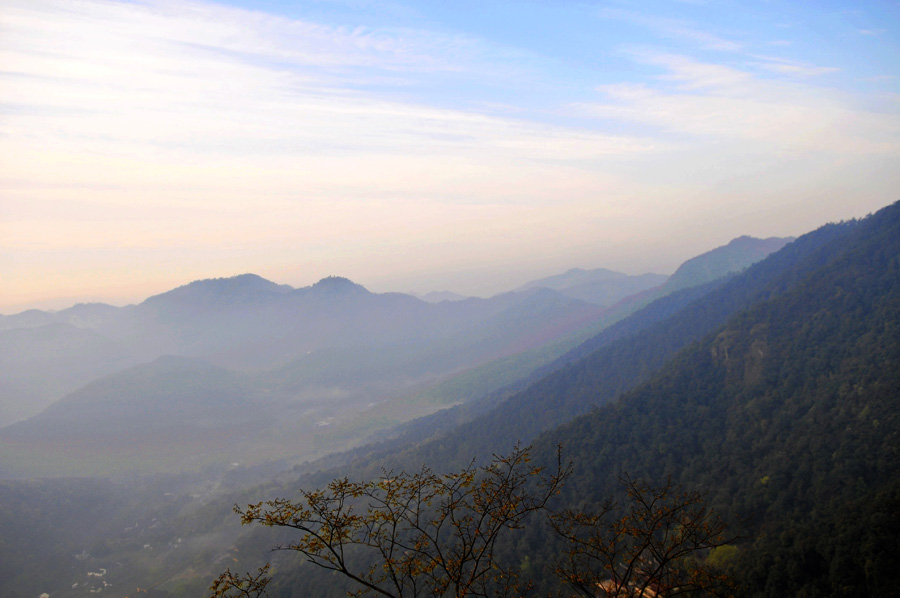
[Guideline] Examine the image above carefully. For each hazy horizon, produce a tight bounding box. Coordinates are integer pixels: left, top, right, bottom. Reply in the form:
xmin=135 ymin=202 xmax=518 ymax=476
xmin=3 ymin=231 xmax=797 ymax=315
xmin=2 ymin=0 xmax=898 ymax=314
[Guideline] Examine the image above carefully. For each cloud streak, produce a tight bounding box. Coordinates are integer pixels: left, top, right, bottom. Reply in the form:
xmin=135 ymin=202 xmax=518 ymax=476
xmin=598 ymin=8 xmax=743 ymax=52
xmin=580 ymin=52 xmax=899 ymax=156
xmin=1 ymin=0 xmax=654 ymax=172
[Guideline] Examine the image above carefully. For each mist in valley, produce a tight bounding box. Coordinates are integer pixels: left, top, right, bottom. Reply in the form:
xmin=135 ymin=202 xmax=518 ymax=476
xmin=2 ymin=0 xmax=900 ymax=597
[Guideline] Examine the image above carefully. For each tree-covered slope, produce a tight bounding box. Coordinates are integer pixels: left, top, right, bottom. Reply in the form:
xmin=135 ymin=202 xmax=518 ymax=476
xmin=329 ymin=218 xmax=855 ymax=478
xmin=1 ymin=206 xmax=890 ymax=597
xmin=517 ymin=200 xmax=900 ymax=596
xmin=248 ymin=203 xmax=897 ymax=597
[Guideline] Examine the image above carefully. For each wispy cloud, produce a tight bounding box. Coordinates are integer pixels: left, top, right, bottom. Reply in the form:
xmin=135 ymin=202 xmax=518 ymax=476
xmin=638 ymin=52 xmax=753 ymax=91
xmin=598 ymin=8 xmax=743 ymax=52
xmin=2 ymin=0 xmax=899 ymax=311
xmin=749 ymin=55 xmax=840 ymax=78
xmin=0 ymin=0 xmax=654 ymax=177
xmin=580 ymin=52 xmax=900 ymax=155
xmin=756 ymin=63 xmax=839 ymax=77
xmin=0 ymin=0 xmax=667 ymax=309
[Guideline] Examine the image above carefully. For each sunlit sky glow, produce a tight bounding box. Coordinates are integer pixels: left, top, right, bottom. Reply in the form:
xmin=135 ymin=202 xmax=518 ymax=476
xmin=2 ymin=0 xmax=899 ymax=313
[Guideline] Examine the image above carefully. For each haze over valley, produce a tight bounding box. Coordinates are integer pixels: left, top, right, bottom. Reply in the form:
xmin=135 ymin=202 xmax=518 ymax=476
xmin=0 ymin=234 xmax=789 ymax=476
xmin=3 ymin=202 xmax=900 ymax=597
xmin=2 ymin=0 xmax=900 ymax=597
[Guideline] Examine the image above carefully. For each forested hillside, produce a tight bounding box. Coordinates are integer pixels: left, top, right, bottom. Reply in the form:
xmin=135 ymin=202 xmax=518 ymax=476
xmin=238 ymin=202 xmax=900 ymax=597
xmin=517 ymin=201 xmax=900 ymax=596
xmin=310 ymin=218 xmax=853 ymax=480
xmin=0 ymin=208 xmax=891 ymax=597
xmin=6 ymin=1 xmax=898 ymax=596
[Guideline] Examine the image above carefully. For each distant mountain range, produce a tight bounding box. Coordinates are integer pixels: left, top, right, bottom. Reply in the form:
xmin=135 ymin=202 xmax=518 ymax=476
xmin=517 ymin=267 xmax=666 ymax=307
xmin=0 ymin=216 xmax=852 ymax=598
xmin=0 ymin=285 xmax=606 ymax=474
xmin=511 ymin=236 xmax=792 ymax=308
xmin=0 ymin=235 xmax=790 ymax=477
xmin=304 ymin=233 xmax=821 ymax=478
xmin=0 ymin=276 xmax=597 ymax=429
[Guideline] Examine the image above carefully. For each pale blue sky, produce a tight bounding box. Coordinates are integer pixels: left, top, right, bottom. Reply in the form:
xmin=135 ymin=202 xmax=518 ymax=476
xmin=1 ymin=0 xmax=898 ymax=312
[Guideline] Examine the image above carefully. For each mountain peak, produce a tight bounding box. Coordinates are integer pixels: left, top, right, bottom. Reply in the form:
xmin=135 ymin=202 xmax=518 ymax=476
xmin=663 ymin=235 xmax=794 ymax=293
xmin=726 ymin=235 xmax=794 ymax=249
xmin=303 ymin=276 xmax=371 ymax=296
xmin=141 ymin=273 xmax=292 ymax=309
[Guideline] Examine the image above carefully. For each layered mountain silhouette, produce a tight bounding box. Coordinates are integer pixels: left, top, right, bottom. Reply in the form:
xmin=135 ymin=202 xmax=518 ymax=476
xmin=272 ymin=203 xmax=897 ymax=596
xmin=0 ymin=203 xmax=885 ymax=598
xmin=0 ymin=283 xmax=606 ymax=474
xmin=413 ymin=290 xmax=470 ymax=303
xmin=291 ymin=226 xmax=839 ymax=479
xmin=0 ymin=277 xmax=599 ymax=430
xmin=0 ymin=235 xmax=789 ymax=476
xmin=517 ymin=267 xmax=667 ymax=307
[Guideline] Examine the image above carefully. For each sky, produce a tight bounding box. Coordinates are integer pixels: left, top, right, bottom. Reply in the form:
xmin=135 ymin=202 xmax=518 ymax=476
xmin=1 ymin=0 xmax=899 ymax=313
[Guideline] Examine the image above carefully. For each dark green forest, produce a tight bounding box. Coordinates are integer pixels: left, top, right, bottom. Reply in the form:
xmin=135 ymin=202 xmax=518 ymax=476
xmin=526 ymin=201 xmax=900 ymax=596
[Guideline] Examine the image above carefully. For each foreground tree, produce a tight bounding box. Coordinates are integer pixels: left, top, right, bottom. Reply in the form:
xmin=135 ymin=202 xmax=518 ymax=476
xmin=213 ymin=445 xmax=569 ymax=598
xmin=550 ymin=475 xmax=735 ymax=598
xmin=211 ymin=449 xmax=733 ymax=598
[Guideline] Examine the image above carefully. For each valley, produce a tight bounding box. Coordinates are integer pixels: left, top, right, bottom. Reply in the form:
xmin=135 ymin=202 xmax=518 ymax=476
xmin=2 ymin=208 xmax=897 ymax=597
xmin=4 ymin=1 xmax=898 ymax=595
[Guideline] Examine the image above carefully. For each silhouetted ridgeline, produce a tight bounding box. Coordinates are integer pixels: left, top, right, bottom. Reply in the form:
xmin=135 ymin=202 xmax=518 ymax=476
xmin=319 ymin=219 xmax=850 ymax=478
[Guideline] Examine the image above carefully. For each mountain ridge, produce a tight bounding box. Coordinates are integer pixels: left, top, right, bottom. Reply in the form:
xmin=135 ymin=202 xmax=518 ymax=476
xmin=323 ymin=228 xmax=840 ymax=476
xmin=0 ymin=210 xmax=893 ymax=596
xmin=515 ymin=201 xmax=900 ymax=596
xmin=241 ymin=205 xmax=899 ymax=598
